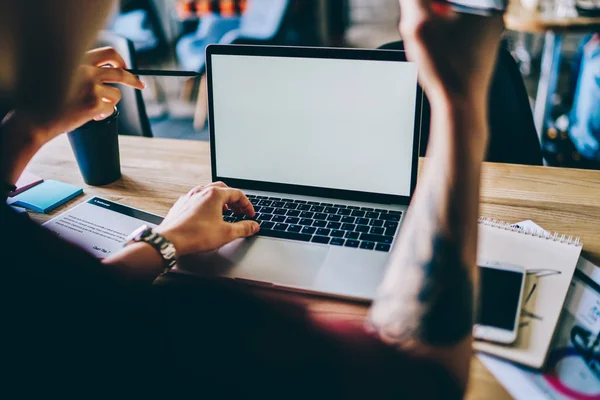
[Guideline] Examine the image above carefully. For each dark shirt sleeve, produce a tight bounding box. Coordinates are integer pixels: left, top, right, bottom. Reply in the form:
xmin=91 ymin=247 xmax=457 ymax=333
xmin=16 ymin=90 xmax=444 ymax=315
xmin=2 ymin=204 xmax=461 ymax=399
xmin=1 ymin=106 xmax=14 ymax=199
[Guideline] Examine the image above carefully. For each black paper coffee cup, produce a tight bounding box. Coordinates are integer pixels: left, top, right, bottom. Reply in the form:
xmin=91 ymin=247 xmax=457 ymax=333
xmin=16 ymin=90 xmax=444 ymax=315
xmin=67 ymin=109 xmax=122 ymax=186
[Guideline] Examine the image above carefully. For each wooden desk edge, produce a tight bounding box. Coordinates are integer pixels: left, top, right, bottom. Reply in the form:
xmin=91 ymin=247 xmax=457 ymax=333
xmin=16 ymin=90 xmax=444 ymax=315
xmin=505 ymin=16 xmax=600 ymax=33
xmin=505 ymin=2 xmax=600 ymax=33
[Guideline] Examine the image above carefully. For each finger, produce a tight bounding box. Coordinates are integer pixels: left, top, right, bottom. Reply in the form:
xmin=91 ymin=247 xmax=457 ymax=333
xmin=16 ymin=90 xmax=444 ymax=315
xmin=96 ymin=84 xmax=122 ymax=105
xmin=85 ymin=47 xmax=126 ymax=69
xmin=202 ymin=182 xmax=231 ymax=210
xmin=85 ymin=47 xmax=127 ymax=68
xmin=202 ymin=181 xmax=228 ymax=191
xmin=210 ymin=181 xmax=229 ymax=210
xmin=94 ymin=67 xmax=145 ymax=90
xmin=92 ymin=102 xmax=116 ymax=121
xmin=226 ymin=220 xmax=260 ymax=241
xmin=217 ymin=188 xmax=255 ymax=217
xmin=210 ymin=181 xmax=228 ymax=188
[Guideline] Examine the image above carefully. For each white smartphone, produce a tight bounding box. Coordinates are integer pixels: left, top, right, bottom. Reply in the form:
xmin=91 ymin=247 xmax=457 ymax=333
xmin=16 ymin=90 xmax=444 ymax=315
xmin=474 ymin=261 xmax=526 ymax=344
xmin=448 ymin=0 xmax=508 ymax=15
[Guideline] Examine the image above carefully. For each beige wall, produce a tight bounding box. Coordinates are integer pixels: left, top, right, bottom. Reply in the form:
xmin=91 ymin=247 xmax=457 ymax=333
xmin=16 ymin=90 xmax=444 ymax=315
xmin=346 ymin=0 xmax=400 ymax=48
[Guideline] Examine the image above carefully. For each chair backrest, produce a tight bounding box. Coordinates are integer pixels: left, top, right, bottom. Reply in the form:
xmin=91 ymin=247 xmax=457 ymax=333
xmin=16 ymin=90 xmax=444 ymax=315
xmin=238 ymin=0 xmax=291 ymax=41
xmin=97 ymin=31 xmax=153 ymax=137
xmin=198 ymin=14 xmax=242 ymax=44
xmin=378 ymin=41 xmax=542 ymax=166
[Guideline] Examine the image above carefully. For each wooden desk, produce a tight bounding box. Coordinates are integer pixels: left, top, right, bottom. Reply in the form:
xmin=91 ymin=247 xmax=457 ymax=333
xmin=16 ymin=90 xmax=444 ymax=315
xmin=28 ymin=135 xmax=600 ymax=400
xmin=505 ymin=1 xmax=600 ymax=141
xmin=506 ymin=1 xmax=600 ymax=33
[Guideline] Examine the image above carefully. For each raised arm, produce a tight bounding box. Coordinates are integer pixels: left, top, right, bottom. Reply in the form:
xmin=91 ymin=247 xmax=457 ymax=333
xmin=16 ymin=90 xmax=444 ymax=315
xmin=0 ymin=1 xmax=116 ymax=119
xmin=1 ymin=47 xmax=145 ymax=187
xmin=0 ymin=1 xmax=119 ymax=193
xmin=368 ymin=0 xmax=504 ymax=391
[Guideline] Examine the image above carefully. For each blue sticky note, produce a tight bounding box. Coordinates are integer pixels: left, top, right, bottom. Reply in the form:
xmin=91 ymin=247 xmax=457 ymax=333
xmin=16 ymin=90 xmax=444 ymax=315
xmin=12 ymin=180 xmax=83 ymax=213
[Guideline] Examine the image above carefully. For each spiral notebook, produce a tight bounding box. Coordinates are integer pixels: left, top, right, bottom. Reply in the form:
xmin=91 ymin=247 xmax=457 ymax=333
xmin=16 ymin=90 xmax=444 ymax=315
xmin=474 ymin=218 xmax=583 ymax=369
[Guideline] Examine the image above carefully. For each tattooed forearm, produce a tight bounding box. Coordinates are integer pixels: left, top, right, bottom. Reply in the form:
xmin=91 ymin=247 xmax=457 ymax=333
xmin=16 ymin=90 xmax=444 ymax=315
xmin=415 ymin=234 xmax=474 ymax=345
xmin=367 ymin=1 xmax=501 ymax=391
xmin=369 ymin=167 xmax=478 ymax=349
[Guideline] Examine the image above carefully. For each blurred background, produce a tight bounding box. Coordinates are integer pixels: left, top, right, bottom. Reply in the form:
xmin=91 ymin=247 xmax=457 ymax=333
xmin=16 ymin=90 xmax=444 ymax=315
xmin=103 ymin=0 xmax=600 ymax=169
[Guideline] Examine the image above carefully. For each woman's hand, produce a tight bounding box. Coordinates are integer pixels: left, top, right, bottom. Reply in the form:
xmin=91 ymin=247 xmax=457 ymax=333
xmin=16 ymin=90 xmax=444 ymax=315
xmin=34 ymin=47 xmax=145 ymax=142
xmin=103 ymin=182 xmax=259 ymax=282
xmin=155 ymin=182 xmax=260 ymax=256
xmin=1 ymin=47 xmax=145 ymax=187
xmin=398 ymin=0 xmax=504 ymax=104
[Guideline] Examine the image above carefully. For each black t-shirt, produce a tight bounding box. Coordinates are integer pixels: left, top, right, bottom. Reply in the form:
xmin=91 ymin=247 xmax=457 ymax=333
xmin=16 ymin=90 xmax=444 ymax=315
xmin=1 ymin=204 xmax=462 ymax=399
xmin=0 ymin=101 xmax=460 ymax=398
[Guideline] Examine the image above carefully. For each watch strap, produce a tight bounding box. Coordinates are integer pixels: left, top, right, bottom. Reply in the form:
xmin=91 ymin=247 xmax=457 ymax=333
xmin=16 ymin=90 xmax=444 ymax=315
xmin=126 ymin=226 xmax=177 ymax=272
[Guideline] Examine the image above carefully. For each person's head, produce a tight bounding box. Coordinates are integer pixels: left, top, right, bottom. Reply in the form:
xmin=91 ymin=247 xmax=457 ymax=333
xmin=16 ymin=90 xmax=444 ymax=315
xmin=0 ymin=1 xmax=116 ymax=121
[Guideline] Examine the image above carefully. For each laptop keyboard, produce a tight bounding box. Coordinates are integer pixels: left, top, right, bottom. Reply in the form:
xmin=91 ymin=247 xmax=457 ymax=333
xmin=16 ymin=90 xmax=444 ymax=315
xmin=222 ymin=194 xmax=402 ymax=252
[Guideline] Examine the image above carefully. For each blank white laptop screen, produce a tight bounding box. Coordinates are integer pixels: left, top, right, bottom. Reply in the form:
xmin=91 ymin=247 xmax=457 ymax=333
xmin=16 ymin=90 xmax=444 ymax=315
xmin=211 ymin=54 xmax=419 ymax=197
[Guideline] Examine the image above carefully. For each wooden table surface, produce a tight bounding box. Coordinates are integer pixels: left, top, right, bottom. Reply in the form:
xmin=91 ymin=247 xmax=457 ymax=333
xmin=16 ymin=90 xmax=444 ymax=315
xmin=506 ymin=1 xmax=600 ymax=33
xmin=28 ymin=135 xmax=600 ymax=400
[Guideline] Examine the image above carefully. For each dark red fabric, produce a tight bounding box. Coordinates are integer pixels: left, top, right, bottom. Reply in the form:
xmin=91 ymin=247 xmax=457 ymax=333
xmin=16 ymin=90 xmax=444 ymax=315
xmin=1 ymin=203 xmax=461 ymax=399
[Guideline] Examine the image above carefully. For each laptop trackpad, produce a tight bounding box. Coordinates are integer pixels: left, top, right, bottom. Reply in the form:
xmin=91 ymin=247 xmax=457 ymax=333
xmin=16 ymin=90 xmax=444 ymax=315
xmin=313 ymin=247 xmax=390 ymax=300
xmin=225 ymin=238 xmax=327 ymax=287
xmin=183 ymin=237 xmax=327 ymax=288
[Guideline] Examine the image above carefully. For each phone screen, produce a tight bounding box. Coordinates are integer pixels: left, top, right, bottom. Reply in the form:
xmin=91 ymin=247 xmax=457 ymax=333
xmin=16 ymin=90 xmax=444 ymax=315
xmin=476 ymin=267 xmax=524 ymax=330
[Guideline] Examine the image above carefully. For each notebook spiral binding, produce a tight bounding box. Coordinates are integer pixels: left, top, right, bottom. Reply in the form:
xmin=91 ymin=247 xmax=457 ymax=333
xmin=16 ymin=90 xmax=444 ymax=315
xmin=478 ymin=217 xmax=583 ymax=247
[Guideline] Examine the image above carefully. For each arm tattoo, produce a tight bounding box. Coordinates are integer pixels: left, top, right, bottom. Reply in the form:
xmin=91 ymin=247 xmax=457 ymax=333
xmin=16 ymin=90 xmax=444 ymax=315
xmin=369 ymin=182 xmax=476 ymax=347
xmin=416 ymin=235 xmax=474 ymax=346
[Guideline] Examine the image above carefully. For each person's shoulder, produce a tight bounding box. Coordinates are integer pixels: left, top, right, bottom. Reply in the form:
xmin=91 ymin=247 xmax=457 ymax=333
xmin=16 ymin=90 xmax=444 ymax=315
xmin=2 ymin=203 xmax=106 ymax=280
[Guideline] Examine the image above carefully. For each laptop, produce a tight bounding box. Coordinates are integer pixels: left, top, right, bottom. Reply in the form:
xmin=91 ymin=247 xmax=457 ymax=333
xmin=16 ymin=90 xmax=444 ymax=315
xmin=191 ymin=44 xmax=422 ymax=301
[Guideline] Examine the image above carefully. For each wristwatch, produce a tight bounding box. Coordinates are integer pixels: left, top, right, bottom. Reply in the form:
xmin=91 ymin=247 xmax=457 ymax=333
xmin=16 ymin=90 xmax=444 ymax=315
xmin=124 ymin=225 xmax=177 ymax=272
